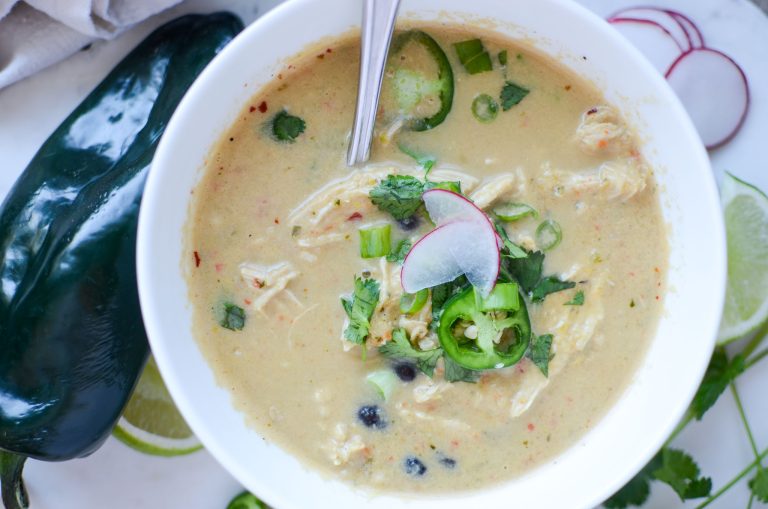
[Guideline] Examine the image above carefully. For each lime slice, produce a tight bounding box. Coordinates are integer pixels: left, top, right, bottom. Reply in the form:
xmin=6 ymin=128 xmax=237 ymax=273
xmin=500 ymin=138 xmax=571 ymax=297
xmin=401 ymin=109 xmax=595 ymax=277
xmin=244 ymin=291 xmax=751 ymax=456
xmin=113 ymin=355 xmax=202 ymax=456
xmin=718 ymin=173 xmax=768 ymax=344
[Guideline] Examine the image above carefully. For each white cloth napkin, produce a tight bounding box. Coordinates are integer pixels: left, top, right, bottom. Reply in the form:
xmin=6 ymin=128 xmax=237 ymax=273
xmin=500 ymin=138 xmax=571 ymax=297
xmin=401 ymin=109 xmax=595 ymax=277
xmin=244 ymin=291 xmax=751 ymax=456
xmin=0 ymin=0 xmax=182 ymax=89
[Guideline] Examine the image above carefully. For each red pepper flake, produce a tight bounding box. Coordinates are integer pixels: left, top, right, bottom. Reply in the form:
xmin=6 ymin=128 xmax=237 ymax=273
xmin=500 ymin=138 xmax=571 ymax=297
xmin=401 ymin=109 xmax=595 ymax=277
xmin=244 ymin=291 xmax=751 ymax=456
xmin=564 ymin=84 xmax=572 ymax=91
xmin=253 ymin=278 xmax=264 ymax=289
xmin=326 ymin=48 xmax=332 ymax=53
xmin=193 ymin=251 xmax=201 ymax=267
xmin=450 ymin=439 xmax=460 ymax=447
xmin=347 ymin=212 xmax=363 ymax=221
xmin=654 ymin=267 xmax=661 ymax=273
xmin=527 ymin=423 xmax=535 ymax=431
xmin=215 ymin=263 xmax=224 ymax=273
xmin=587 ymin=107 xmax=598 ymax=115
xmin=656 ymin=295 xmax=660 ymax=300
xmin=249 ymin=105 xmax=256 ymax=113
xmin=274 ymin=217 xmax=280 ymax=224
xmin=258 ymin=101 xmax=268 ymax=113
xmin=277 ymin=73 xmax=283 ymax=80
xmin=244 ymin=298 xmax=252 ymax=305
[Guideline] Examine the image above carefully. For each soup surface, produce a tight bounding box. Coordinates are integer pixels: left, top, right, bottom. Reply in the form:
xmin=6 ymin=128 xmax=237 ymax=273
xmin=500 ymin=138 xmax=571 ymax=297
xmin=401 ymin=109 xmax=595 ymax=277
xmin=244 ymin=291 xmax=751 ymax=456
xmin=185 ymin=25 xmax=667 ymax=493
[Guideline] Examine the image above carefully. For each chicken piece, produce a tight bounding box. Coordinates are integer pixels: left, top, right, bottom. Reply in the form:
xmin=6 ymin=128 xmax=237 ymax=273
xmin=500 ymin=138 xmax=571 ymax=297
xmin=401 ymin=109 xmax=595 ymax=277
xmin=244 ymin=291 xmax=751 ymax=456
xmin=469 ymin=168 xmax=527 ymax=209
xmin=367 ymin=258 xmax=404 ymax=346
xmin=537 ymin=157 xmax=648 ymax=202
xmin=323 ymin=423 xmax=367 ymax=466
xmin=239 ymin=261 xmax=302 ymax=312
xmin=288 ymin=166 xmax=479 ymax=248
xmin=575 ymin=105 xmax=633 ymax=155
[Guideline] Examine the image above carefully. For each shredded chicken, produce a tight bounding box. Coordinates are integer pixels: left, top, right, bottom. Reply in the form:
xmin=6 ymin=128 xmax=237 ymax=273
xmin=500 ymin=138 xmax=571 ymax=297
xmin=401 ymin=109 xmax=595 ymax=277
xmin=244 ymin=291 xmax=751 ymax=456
xmin=537 ymin=157 xmax=649 ymax=202
xmin=239 ymin=261 xmax=302 ymax=312
xmin=574 ymin=105 xmax=633 ymax=155
xmin=323 ymin=423 xmax=367 ymax=466
xmin=469 ymin=168 xmax=527 ymax=209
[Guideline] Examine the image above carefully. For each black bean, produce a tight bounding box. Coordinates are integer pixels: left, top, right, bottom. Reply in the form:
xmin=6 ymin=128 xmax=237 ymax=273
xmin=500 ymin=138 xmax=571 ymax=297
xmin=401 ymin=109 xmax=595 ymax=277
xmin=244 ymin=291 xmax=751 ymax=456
xmin=397 ymin=215 xmax=420 ymax=231
xmin=393 ymin=362 xmax=417 ymax=382
xmin=357 ymin=405 xmax=386 ymax=429
xmin=404 ymin=456 xmax=427 ymax=476
xmin=438 ymin=456 xmax=457 ymax=469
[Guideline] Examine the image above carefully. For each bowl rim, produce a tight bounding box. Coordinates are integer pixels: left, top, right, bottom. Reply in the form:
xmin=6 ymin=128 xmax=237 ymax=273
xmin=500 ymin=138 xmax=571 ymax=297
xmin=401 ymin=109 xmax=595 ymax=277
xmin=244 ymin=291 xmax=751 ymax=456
xmin=137 ymin=0 xmax=726 ymax=507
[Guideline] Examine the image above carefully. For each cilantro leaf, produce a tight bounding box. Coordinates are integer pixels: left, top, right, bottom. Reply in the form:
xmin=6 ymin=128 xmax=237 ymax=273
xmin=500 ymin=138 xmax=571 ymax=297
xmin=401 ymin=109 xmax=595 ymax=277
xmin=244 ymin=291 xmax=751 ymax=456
xmin=565 ymin=290 xmax=584 ymax=306
xmin=493 ymin=220 xmax=527 ymax=259
xmin=397 ymin=142 xmax=436 ymax=175
xmin=387 ymin=239 xmax=412 ymax=264
xmin=430 ymin=275 xmax=470 ymax=328
xmin=603 ymin=452 xmax=662 ymax=508
xmin=379 ymin=328 xmax=442 ymax=377
xmin=271 ymin=110 xmax=306 ymax=142
xmin=652 ymin=448 xmax=712 ymax=501
xmin=369 ymin=175 xmax=425 ymax=221
xmin=220 ymin=303 xmax=245 ymax=331
xmin=526 ymin=334 xmax=553 ymax=377
xmin=691 ymin=347 xmax=746 ymax=420
xmin=531 ymin=276 xmax=576 ymax=303
xmin=443 ymin=356 xmax=480 ymax=383
xmin=504 ymin=250 xmax=544 ymax=293
xmin=423 ymin=180 xmax=461 ymax=194
xmin=749 ymin=469 xmax=768 ymax=503
xmin=341 ymin=277 xmax=380 ymax=345
xmin=500 ymin=81 xmax=530 ymax=110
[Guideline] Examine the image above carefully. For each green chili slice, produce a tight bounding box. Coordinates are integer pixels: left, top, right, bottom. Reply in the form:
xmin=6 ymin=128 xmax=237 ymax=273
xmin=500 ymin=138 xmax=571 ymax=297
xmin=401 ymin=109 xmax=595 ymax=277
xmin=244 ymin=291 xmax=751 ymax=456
xmin=227 ymin=491 xmax=269 ymax=509
xmin=438 ymin=288 xmax=531 ymax=371
xmin=359 ymin=224 xmax=392 ymax=258
xmin=400 ymin=289 xmax=429 ymax=314
xmin=471 ymin=94 xmax=499 ymax=123
xmin=453 ymin=39 xmax=493 ymax=74
xmin=473 ymin=283 xmax=519 ymax=312
xmin=493 ymin=202 xmax=538 ymax=222
xmin=391 ymin=30 xmax=454 ymax=131
xmin=536 ymin=219 xmax=562 ymax=251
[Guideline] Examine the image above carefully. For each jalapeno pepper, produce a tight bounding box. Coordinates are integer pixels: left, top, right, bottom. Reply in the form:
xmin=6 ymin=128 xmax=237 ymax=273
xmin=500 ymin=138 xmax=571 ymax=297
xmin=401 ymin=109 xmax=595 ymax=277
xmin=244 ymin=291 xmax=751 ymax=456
xmin=390 ymin=30 xmax=454 ymax=131
xmin=438 ymin=284 xmax=531 ymax=370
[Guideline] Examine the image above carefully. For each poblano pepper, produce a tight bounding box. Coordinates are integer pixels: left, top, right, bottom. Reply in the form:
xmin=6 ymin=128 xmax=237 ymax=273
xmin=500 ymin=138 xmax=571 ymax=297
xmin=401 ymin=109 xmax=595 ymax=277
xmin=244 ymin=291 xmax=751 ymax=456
xmin=0 ymin=13 xmax=243 ymax=509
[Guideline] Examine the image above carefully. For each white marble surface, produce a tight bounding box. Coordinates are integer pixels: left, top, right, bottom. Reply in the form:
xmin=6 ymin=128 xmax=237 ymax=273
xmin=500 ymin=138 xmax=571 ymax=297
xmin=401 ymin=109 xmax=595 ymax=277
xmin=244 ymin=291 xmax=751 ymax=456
xmin=0 ymin=0 xmax=766 ymax=507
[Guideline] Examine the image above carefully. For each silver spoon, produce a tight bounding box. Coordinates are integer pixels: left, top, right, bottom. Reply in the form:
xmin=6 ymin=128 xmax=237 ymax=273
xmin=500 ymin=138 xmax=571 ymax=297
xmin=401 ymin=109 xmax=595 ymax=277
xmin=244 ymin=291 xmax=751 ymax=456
xmin=347 ymin=0 xmax=402 ymax=167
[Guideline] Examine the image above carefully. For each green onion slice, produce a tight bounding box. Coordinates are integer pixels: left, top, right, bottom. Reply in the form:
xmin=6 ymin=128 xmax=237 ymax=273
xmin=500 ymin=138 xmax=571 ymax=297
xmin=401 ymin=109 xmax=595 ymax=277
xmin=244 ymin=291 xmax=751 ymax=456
xmin=473 ymin=283 xmax=520 ymax=312
xmin=400 ymin=288 xmax=429 ymax=314
xmin=498 ymin=50 xmax=508 ymax=66
xmin=493 ymin=202 xmax=538 ymax=222
xmin=471 ymin=94 xmax=499 ymax=123
xmin=359 ymin=224 xmax=392 ymax=258
xmin=453 ymin=39 xmax=493 ymax=74
xmin=536 ymin=219 xmax=562 ymax=251
xmin=366 ymin=370 xmax=400 ymax=401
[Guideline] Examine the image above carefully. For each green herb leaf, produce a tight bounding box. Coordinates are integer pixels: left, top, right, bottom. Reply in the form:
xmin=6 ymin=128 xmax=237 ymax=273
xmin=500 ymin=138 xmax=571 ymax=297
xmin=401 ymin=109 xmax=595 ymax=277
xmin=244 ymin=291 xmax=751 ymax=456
xmin=504 ymin=250 xmax=544 ymax=293
xmin=387 ymin=239 xmax=412 ymax=263
xmin=443 ymin=356 xmax=480 ymax=383
xmin=498 ymin=50 xmax=508 ymax=66
xmin=526 ymin=334 xmax=553 ymax=377
xmin=749 ymin=469 xmax=768 ymax=503
xmin=379 ymin=328 xmax=442 ymax=377
xmin=603 ymin=453 xmax=662 ymax=508
xmin=397 ymin=142 xmax=437 ymax=175
xmin=531 ymin=276 xmax=576 ymax=303
xmin=500 ymin=81 xmax=530 ymax=110
xmin=453 ymin=39 xmax=493 ymax=74
xmin=565 ymin=290 xmax=585 ymax=306
xmin=493 ymin=220 xmax=528 ymax=259
xmin=220 ymin=303 xmax=245 ymax=331
xmin=652 ymin=448 xmax=712 ymax=501
xmin=430 ymin=275 xmax=470 ymax=328
xmin=423 ymin=180 xmax=461 ymax=194
xmin=369 ymin=175 xmax=425 ymax=221
xmin=271 ymin=110 xmax=306 ymax=142
xmin=341 ymin=277 xmax=381 ymax=345
xmin=691 ymin=347 xmax=746 ymax=420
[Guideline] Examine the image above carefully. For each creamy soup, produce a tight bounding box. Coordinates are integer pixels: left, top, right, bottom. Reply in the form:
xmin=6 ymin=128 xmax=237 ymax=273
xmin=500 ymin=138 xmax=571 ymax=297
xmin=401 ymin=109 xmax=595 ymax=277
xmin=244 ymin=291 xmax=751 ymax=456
xmin=185 ymin=25 xmax=667 ymax=493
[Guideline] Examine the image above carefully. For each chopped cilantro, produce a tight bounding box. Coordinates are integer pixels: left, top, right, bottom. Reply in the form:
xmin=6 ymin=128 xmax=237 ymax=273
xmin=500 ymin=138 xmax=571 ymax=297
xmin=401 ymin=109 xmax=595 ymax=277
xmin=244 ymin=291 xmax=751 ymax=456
xmin=430 ymin=275 xmax=470 ymax=328
xmin=387 ymin=239 xmax=412 ymax=264
xmin=397 ymin=142 xmax=436 ymax=175
xmin=603 ymin=453 xmax=662 ymax=508
xmin=498 ymin=50 xmax=508 ymax=66
xmin=423 ymin=180 xmax=461 ymax=194
xmin=379 ymin=328 xmax=442 ymax=377
xmin=220 ymin=303 xmax=245 ymax=331
xmin=565 ymin=290 xmax=585 ymax=306
xmin=691 ymin=347 xmax=745 ymax=420
xmin=531 ymin=276 xmax=576 ymax=303
xmin=369 ymin=175 xmax=425 ymax=221
xmin=500 ymin=81 xmax=530 ymax=110
xmin=493 ymin=220 xmax=527 ymax=259
xmin=271 ymin=110 xmax=305 ymax=142
xmin=443 ymin=356 xmax=480 ymax=383
xmin=341 ymin=277 xmax=380 ymax=345
xmin=453 ymin=39 xmax=493 ymax=74
xmin=504 ymin=250 xmax=544 ymax=294
xmin=749 ymin=469 xmax=768 ymax=503
xmin=652 ymin=448 xmax=712 ymax=501
xmin=526 ymin=334 xmax=553 ymax=377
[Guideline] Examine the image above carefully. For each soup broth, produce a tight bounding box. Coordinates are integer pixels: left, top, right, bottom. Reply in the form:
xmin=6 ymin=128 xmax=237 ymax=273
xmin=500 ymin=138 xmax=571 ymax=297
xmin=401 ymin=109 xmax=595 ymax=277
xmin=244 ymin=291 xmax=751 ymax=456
xmin=186 ymin=25 xmax=667 ymax=493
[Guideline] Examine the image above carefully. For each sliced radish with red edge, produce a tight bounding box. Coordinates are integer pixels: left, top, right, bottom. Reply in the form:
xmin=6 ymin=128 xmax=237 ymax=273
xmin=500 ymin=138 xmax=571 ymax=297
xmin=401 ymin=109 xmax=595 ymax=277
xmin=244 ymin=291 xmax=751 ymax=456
xmin=666 ymin=48 xmax=749 ymax=149
xmin=608 ymin=18 xmax=684 ymax=74
xmin=611 ymin=7 xmax=690 ymax=50
xmin=665 ymin=9 xmax=704 ymax=48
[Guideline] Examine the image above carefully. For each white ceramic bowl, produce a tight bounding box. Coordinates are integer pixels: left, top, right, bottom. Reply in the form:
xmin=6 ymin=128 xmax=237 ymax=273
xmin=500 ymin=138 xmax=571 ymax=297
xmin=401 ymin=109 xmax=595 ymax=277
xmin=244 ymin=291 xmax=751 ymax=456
xmin=137 ymin=0 xmax=726 ymax=507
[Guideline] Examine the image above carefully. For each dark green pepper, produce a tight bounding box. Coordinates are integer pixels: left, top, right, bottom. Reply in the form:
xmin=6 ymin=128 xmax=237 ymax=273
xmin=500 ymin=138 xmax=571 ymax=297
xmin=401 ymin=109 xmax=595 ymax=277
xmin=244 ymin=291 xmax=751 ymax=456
xmin=438 ymin=286 xmax=531 ymax=370
xmin=0 ymin=13 xmax=243 ymax=509
xmin=390 ymin=30 xmax=455 ymax=131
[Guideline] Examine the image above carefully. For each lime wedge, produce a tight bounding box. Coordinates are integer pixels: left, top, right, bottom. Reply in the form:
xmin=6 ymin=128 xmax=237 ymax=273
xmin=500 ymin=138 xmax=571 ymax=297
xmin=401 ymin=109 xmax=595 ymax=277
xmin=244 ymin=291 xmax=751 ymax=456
xmin=718 ymin=173 xmax=768 ymax=344
xmin=113 ymin=355 xmax=202 ymax=456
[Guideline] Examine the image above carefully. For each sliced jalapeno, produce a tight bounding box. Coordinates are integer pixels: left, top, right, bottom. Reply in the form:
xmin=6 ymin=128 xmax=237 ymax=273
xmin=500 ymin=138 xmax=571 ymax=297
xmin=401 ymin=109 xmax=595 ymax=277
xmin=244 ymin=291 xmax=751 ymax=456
xmin=438 ymin=287 xmax=531 ymax=371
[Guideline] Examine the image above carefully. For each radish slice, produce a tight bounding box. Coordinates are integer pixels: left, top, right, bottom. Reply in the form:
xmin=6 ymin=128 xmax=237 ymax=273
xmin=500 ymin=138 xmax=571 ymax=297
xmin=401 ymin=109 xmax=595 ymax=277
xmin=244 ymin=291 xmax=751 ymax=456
xmin=666 ymin=48 xmax=750 ymax=149
xmin=611 ymin=8 xmax=689 ymax=50
xmin=401 ymin=220 xmax=500 ymax=296
xmin=608 ymin=18 xmax=684 ymax=74
xmin=665 ymin=10 xmax=705 ymax=48
xmin=423 ymin=188 xmax=487 ymax=226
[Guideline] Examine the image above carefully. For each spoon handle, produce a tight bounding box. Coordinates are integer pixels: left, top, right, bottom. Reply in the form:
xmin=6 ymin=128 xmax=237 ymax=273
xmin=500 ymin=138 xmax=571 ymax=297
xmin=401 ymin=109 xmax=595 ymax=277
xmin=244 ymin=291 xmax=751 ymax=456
xmin=347 ymin=0 xmax=402 ymax=167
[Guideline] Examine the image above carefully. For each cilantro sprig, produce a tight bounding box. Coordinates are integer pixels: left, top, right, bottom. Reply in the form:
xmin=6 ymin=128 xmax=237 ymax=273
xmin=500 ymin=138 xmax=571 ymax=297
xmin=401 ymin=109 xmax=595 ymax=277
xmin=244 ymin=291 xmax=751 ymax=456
xmin=379 ymin=328 xmax=479 ymax=382
xmin=369 ymin=174 xmax=461 ymax=222
xmin=341 ymin=276 xmax=380 ymax=345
